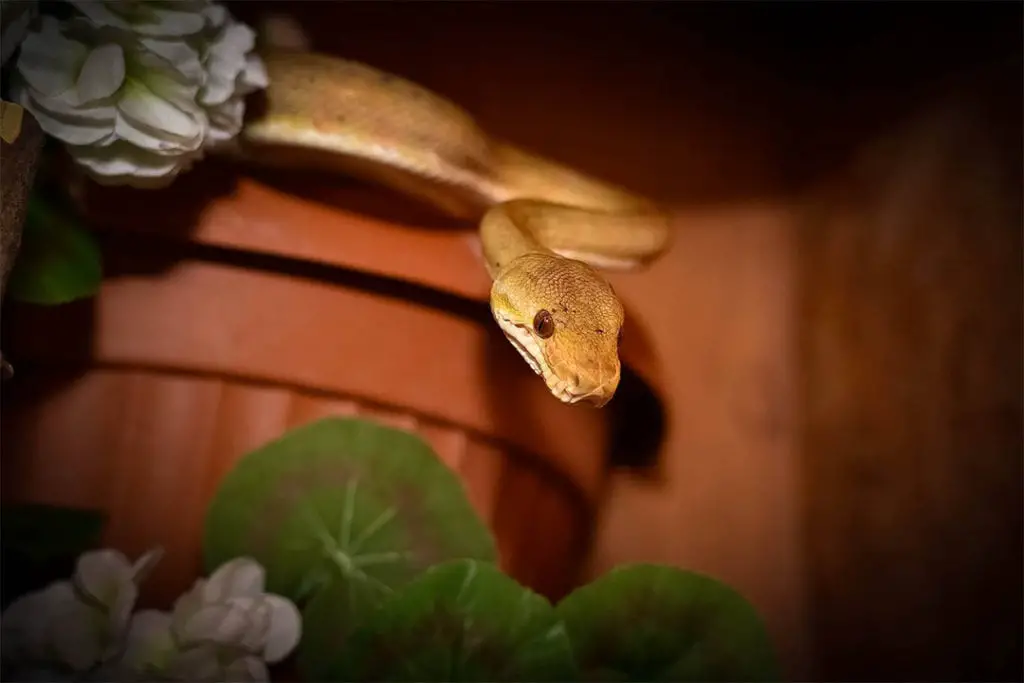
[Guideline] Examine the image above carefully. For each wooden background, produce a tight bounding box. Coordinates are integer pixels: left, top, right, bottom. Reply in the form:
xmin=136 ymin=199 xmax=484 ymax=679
xmin=228 ymin=2 xmax=1023 ymax=679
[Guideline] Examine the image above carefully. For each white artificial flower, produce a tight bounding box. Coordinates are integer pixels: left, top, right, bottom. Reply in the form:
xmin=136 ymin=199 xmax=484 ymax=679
xmin=172 ymin=557 xmax=302 ymax=664
xmin=0 ymin=547 xmax=163 ymax=674
xmin=11 ymin=0 xmax=267 ymax=188
xmin=116 ymin=609 xmax=176 ymax=677
xmin=116 ymin=557 xmax=300 ymax=682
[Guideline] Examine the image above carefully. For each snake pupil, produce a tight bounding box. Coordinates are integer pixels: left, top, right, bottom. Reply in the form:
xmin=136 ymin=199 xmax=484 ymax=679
xmin=534 ymin=310 xmax=555 ymax=338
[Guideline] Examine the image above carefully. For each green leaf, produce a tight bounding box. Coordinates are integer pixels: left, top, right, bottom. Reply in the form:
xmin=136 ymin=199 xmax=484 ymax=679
xmin=298 ymin=573 xmax=390 ymax=680
xmin=7 ymin=195 xmax=102 ymax=305
xmin=555 ymin=564 xmax=781 ymax=682
xmin=202 ymin=417 xmax=498 ymax=606
xmin=310 ymin=559 xmax=578 ymax=682
xmin=0 ymin=503 xmax=106 ymax=609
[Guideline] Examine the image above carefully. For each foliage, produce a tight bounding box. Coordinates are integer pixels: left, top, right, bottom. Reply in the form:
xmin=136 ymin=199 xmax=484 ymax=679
xmin=6 ymin=191 xmax=102 ymax=305
xmin=1 ymin=417 xmax=783 ymax=682
xmin=205 ymin=417 xmax=783 ymax=682
xmin=557 ymin=563 xmax=780 ymax=681
xmin=202 ymin=418 xmax=497 ymax=604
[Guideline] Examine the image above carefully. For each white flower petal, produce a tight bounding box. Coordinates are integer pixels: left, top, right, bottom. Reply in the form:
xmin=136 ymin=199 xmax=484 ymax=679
xmin=70 ymin=1 xmax=133 ymax=30
xmin=119 ymin=78 xmax=203 ymax=143
xmin=170 ymin=578 xmax=206 ymax=632
xmin=0 ymin=583 xmax=65 ymax=662
xmin=200 ymin=21 xmax=256 ymax=105
xmin=103 ymin=590 xmax=138 ymax=661
xmin=46 ymin=583 xmax=108 ymax=672
xmin=15 ymin=15 xmax=87 ymax=96
xmin=147 ymin=77 xmax=203 ymax=123
xmin=114 ymin=111 xmax=184 ymax=153
xmin=16 ymin=88 xmax=116 ymax=145
xmin=131 ymin=546 xmax=165 ymax=584
xmin=234 ymin=598 xmax=272 ymax=653
xmin=17 ymin=79 xmax=115 ymax=120
xmin=72 ymin=139 xmax=203 ymax=187
xmin=205 ymin=95 xmax=244 ymax=148
xmin=239 ymin=55 xmax=269 ymax=93
xmin=120 ymin=610 xmax=175 ymax=674
xmin=139 ymin=36 xmax=204 ymax=81
xmin=77 ymin=43 xmax=125 ymax=102
xmin=1 ymin=579 xmax=121 ymax=672
xmin=223 ymin=655 xmax=270 ymax=682
xmin=201 ymin=3 xmax=228 ymax=31
xmin=165 ymin=644 xmax=223 ymax=681
xmin=178 ymin=600 xmax=258 ymax=647
xmin=204 ymin=557 xmax=266 ymax=602
xmin=74 ymin=549 xmax=135 ymax=606
xmin=261 ymin=595 xmax=301 ymax=663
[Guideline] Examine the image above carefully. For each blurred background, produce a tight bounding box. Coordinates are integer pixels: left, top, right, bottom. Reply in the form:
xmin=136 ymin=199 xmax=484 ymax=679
xmin=3 ymin=2 xmax=1021 ymax=681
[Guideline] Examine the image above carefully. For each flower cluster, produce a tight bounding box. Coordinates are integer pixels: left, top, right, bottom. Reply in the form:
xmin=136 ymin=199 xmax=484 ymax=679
xmin=0 ymin=548 xmax=300 ymax=682
xmin=10 ymin=0 xmax=268 ymax=188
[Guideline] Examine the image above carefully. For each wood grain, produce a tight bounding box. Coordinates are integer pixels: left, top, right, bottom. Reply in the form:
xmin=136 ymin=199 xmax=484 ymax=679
xmin=799 ymin=61 xmax=1023 ymax=681
xmin=1 ymin=366 xmax=589 ymax=605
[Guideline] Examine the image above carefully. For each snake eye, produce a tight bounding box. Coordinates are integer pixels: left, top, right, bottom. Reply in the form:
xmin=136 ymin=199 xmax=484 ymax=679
xmin=533 ymin=310 xmax=555 ymax=339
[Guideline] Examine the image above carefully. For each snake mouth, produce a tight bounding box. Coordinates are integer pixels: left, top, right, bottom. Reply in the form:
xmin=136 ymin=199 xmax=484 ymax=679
xmin=493 ymin=316 xmax=611 ymax=407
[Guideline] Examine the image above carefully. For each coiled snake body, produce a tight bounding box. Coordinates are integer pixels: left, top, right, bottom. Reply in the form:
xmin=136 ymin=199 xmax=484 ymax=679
xmin=237 ymin=49 xmax=671 ymax=407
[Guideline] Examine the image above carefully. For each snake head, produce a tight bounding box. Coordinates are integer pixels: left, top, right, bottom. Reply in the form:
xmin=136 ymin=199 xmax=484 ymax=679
xmin=490 ymin=252 xmax=625 ymax=407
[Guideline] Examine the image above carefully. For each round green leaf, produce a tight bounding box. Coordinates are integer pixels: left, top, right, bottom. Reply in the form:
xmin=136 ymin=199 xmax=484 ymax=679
xmin=7 ymin=196 xmax=102 ymax=305
xmin=298 ymin=573 xmax=388 ymax=681
xmin=315 ymin=559 xmax=578 ymax=682
xmin=556 ymin=564 xmax=781 ymax=682
xmin=202 ymin=417 xmax=497 ymax=605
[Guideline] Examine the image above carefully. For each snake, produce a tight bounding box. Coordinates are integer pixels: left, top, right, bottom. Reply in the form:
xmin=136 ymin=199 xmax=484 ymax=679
xmin=234 ymin=47 xmax=672 ymax=408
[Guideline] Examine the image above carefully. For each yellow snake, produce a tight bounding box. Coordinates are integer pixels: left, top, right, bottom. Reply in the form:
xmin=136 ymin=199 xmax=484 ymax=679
xmin=236 ymin=48 xmax=672 ymax=407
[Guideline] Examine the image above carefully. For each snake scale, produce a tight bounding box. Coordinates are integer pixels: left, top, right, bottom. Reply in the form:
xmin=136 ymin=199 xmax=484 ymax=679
xmin=235 ymin=46 xmax=672 ymax=408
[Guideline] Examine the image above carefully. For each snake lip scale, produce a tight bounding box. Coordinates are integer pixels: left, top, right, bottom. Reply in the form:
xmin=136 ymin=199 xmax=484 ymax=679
xmin=494 ymin=315 xmax=603 ymax=407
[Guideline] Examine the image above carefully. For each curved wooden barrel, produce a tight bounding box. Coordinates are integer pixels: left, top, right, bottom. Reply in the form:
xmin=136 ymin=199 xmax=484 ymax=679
xmin=0 ymin=167 xmax=665 ymax=606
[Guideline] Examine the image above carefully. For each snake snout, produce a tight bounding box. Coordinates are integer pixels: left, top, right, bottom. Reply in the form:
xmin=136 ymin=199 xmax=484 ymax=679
xmin=580 ymin=392 xmax=611 ymax=408
xmin=557 ymin=363 xmax=620 ymax=408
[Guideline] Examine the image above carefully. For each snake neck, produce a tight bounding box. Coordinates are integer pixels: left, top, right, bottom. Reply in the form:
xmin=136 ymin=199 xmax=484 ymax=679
xmin=479 ymin=202 xmax=550 ymax=278
xmin=237 ymin=48 xmax=671 ymax=279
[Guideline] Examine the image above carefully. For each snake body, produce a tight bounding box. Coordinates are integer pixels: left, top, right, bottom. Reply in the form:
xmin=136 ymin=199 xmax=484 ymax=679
xmin=237 ymin=49 xmax=671 ymax=407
